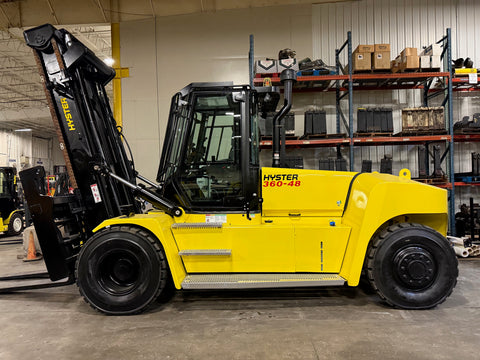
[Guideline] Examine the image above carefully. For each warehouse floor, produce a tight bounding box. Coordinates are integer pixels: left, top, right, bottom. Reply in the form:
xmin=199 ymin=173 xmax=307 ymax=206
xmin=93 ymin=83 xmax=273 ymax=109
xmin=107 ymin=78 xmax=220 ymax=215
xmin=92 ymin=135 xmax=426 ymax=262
xmin=0 ymin=234 xmax=479 ymax=360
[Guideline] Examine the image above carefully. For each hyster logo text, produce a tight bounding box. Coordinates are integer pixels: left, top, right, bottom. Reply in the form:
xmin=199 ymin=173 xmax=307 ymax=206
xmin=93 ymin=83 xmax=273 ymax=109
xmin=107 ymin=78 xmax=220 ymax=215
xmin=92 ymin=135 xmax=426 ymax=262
xmin=61 ymin=98 xmax=75 ymax=131
xmin=263 ymin=174 xmax=299 ymax=181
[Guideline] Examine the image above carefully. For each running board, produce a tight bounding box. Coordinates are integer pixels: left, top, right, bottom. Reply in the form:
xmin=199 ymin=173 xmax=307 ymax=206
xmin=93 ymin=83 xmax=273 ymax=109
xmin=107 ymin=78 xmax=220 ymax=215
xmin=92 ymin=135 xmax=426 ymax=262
xmin=181 ymin=273 xmax=345 ymax=289
xmin=179 ymin=249 xmax=231 ymax=256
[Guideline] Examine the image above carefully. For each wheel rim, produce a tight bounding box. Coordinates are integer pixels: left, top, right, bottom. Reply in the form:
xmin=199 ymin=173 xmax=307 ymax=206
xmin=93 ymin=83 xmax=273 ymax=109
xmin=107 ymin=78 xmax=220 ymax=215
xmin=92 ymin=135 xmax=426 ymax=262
xmin=393 ymin=246 xmax=437 ymax=290
xmin=98 ymin=250 xmax=141 ymax=296
xmin=12 ymin=217 xmax=22 ymax=233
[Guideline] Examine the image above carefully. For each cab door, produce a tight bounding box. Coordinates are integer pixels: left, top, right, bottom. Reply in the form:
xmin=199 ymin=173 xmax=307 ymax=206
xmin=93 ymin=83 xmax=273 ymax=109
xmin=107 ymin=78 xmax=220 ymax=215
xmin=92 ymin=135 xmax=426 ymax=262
xmin=168 ymin=87 xmax=295 ymax=273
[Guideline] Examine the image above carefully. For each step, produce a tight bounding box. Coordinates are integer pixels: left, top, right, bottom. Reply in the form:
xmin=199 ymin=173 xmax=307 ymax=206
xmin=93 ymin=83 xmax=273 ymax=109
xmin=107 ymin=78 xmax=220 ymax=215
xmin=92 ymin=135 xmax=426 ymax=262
xmin=178 ymin=249 xmax=231 ymax=256
xmin=181 ymin=273 xmax=345 ymax=289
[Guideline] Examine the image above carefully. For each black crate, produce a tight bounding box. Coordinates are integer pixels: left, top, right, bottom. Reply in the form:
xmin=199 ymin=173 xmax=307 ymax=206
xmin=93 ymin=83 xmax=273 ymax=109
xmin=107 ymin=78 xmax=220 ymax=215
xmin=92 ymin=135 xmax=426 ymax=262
xmin=472 ymin=152 xmax=480 ymax=176
xmin=285 ymin=113 xmax=295 ymax=135
xmin=335 ymin=158 xmax=347 ymax=171
xmin=385 ymin=107 xmax=393 ymax=132
xmin=418 ymin=147 xmax=427 ymax=178
xmin=373 ymin=107 xmax=382 ymax=132
xmin=259 ymin=113 xmax=273 ymax=137
xmin=319 ymin=158 xmax=335 ymax=171
xmin=285 ymin=156 xmax=303 ymax=169
xmin=366 ymin=108 xmax=374 ymax=132
xmin=380 ymin=155 xmax=393 ymax=174
xmin=304 ymin=110 xmax=327 ymax=136
xmin=361 ymin=160 xmax=372 ymax=173
xmin=357 ymin=108 xmax=368 ymax=133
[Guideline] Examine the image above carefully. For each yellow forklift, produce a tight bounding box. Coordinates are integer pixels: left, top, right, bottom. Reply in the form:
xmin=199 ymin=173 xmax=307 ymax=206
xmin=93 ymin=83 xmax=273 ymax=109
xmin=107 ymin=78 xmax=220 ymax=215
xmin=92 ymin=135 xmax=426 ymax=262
xmin=0 ymin=167 xmax=23 ymax=236
xmin=0 ymin=24 xmax=457 ymax=315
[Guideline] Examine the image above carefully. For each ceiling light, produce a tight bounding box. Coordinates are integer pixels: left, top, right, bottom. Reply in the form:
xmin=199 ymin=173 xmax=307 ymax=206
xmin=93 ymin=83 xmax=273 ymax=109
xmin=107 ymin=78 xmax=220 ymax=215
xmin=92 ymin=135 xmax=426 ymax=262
xmin=14 ymin=128 xmax=32 ymax=132
xmin=104 ymin=57 xmax=115 ymax=66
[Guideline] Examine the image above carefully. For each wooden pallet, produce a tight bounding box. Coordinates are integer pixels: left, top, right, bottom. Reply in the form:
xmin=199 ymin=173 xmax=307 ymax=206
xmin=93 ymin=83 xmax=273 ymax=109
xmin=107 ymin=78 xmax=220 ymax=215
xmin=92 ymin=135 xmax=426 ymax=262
xmin=454 ymin=128 xmax=480 ymax=134
xmin=354 ymin=132 xmax=393 ymax=137
xmin=398 ymin=129 xmax=447 ymax=136
xmin=261 ymin=135 xmax=299 ymax=141
xmin=415 ymin=177 xmax=448 ymax=185
xmin=300 ymin=133 xmax=347 ymax=140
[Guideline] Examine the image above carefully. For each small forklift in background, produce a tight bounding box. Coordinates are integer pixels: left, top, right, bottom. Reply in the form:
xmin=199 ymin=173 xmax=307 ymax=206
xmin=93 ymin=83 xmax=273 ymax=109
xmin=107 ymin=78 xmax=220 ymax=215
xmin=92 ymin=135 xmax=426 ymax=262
xmin=0 ymin=24 xmax=458 ymax=315
xmin=0 ymin=167 xmax=24 ymax=236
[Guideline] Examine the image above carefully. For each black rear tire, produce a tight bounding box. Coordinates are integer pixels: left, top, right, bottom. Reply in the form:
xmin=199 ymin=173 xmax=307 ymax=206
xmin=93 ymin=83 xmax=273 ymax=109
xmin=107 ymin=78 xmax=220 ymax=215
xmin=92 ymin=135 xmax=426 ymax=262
xmin=367 ymin=223 xmax=458 ymax=309
xmin=7 ymin=212 xmax=23 ymax=236
xmin=76 ymin=226 xmax=169 ymax=315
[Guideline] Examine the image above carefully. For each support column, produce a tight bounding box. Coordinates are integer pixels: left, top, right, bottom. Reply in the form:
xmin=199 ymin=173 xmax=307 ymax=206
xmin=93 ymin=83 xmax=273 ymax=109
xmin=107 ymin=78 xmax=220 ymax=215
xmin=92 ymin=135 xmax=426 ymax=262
xmin=111 ymin=22 xmax=122 ymax=128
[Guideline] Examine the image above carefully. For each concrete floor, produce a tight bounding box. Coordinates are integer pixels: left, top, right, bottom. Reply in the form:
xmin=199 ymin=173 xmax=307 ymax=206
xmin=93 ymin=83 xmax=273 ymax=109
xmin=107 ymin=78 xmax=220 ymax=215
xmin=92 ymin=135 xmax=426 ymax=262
xmin=0 ymin=234 xmax=479 ymax=360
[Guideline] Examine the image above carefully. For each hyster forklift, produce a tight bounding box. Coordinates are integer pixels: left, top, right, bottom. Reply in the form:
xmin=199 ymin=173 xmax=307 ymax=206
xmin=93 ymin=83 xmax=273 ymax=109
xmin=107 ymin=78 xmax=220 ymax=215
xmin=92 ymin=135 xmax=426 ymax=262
xmin=0 ymin=167 xmax=23 ymax=236
xmin=1 ymin=24 xmax=457 ymax=314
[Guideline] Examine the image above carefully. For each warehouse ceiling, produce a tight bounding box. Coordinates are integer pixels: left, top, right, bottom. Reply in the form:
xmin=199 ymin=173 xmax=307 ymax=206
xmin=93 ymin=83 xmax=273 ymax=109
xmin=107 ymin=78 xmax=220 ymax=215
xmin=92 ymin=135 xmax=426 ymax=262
xmin=0 ymin=0 xmax=348 ymax=138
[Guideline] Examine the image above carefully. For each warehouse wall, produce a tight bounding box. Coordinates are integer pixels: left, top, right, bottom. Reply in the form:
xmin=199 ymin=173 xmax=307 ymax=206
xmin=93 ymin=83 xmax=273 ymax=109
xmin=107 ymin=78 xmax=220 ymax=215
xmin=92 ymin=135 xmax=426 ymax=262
xmin=0 ymin=129 xmax=58 ymax=174
xmin=121 ymin=5 xmax=312 ymax=179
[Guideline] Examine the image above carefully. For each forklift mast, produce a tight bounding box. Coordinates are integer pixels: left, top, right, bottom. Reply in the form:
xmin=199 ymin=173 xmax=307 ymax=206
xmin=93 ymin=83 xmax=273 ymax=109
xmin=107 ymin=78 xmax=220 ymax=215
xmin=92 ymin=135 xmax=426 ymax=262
xmin=20 ymin=24 xmax=179 ymax=281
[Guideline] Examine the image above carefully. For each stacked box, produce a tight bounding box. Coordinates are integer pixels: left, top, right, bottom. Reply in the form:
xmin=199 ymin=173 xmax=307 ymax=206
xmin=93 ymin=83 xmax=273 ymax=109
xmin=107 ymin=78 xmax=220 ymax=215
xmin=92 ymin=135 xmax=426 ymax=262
xmin=372 ymin=44 xmax=391 ymax=70
xmin=353 ymin=44 xmax=374 ymax=71
xmin=420 ymin=44 xmax=442 ymax=70
xmin=420 ymin=56 xmax=431 ymax=70
xmin=304 ymin=110 xmax=327 ymax=136
xmin=392 ymin=48 xmax=419 ymax=72
xmin=421 ymin=44 xmax=442 ymax=56
xmin=255 ymin=60 xmax=277 ymax=75
xmin=401 ymin=47 xmax=419 ymax=70
xmin=430 ymin=55 xmax=441 ymax=69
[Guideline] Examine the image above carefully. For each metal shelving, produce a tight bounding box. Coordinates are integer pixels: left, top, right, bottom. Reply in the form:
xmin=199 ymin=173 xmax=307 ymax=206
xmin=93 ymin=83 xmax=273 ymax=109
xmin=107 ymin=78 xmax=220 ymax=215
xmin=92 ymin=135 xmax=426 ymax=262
xmin=250 ymin=29 xmax=479 ymax=234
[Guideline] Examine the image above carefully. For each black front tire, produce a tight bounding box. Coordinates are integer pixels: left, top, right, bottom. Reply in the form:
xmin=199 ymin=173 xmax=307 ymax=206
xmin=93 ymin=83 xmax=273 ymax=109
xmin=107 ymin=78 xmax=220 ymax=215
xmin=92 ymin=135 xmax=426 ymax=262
xmin=76 ymin=226 xmax=169 ymax=315
xmin=367 ymin=223 xmax=458 ymax=309
xmin=7 ymin=212 xmax=23 ymax=236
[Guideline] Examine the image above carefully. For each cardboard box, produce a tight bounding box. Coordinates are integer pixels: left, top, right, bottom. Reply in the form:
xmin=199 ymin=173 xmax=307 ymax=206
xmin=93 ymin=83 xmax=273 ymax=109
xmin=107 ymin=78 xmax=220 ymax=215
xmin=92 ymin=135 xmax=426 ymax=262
xmin=421 ymin=44 xmax=442 ymax=56
xmin=255 ymin=60 xmax=277 ymax=74
xmin=372 ymin=51 xmax=391 ymax=70
xmin=402 ymin=55 xmax=419 ymax=70
xmin=355 ymin=44 xmax=374 ymax=53
xmin=374 ymin=44 xmax=391 ymax=52
xmin=420 ymin=55 xmax=431 ymax=69
xmin=401 ymin=47 xmax=418 ymax=58
xmin=430 ymin=55 xmax=441 ymax=69
xmin=278 ymin=58 xmax=299 ymax=72
xmin=353 ymin=52 xmax=371 ymax=71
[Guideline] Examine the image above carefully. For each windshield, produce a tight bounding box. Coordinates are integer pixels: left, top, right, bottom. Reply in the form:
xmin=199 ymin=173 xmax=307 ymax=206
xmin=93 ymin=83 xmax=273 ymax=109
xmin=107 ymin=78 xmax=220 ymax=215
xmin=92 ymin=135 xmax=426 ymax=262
xmin=0 ymin=170 xmax=11 ymax=197
xmin=178 ymin=92 xmax=243 ymax=208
